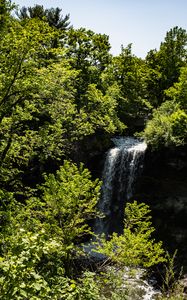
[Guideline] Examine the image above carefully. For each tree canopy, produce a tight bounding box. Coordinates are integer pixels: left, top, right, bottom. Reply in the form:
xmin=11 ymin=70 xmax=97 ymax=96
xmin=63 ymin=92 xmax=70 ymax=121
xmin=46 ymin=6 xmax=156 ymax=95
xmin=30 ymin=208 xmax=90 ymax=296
xmin=0 ymin=3 xmax=186 ymax=299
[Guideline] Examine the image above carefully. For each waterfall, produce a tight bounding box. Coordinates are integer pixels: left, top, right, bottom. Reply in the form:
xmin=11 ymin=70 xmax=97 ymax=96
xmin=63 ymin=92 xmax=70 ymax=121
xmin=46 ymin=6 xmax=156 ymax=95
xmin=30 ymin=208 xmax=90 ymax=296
xmin=95 ymin=137 xmax=147 ymax=235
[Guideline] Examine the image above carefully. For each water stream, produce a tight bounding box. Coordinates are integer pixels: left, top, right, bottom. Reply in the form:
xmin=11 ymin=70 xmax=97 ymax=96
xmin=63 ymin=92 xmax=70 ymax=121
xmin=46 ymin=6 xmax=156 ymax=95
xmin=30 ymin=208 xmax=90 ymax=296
xmin=95 ymin=137 xmax=147 ymax=235
xmin=85 ymin=137 xmax=163 ymax=299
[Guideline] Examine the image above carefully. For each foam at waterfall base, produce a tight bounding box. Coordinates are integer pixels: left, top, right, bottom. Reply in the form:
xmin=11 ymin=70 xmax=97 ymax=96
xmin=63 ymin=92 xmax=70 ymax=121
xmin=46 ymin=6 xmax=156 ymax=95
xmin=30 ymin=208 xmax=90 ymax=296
xmin=82 ymin=243 xmax=161 ymax=300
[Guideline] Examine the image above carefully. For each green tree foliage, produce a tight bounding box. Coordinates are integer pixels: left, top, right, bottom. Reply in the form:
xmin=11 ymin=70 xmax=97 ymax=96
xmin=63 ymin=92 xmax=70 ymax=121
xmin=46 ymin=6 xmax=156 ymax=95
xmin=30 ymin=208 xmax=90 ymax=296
xmin=142 ymin=28 xmax=187 ymax=148
xmin=0 ymin=159 xmax=101 ymax=243
xmin=0 ymin=193 xmax=166 ymax=299
xmin=141 ymin=101 xmax=187 ymax=148
xmin=159 ymin=27 xmax=187 ymax=87
xmin=17 ymin=161 xmax=100 ymax=271
xmin=166 ymin=66 xmax=187 ymax=110
xmin=16 ymin=5 xmax=71 ymax=30
xmin=0 ymin=15 xmax=123 ymax=195
xmin=0 ymin=226 xmax=102 ymax=299
xmin=0 ymin=161 xmax=102 ymax=298
xmin=0 ymin=4 xmax=185 ymax=299
xmin=102 ymin=44 xmax=152 ymax=127
xmin=64 ymin=28 xmax=112 ymax=106
xmin=0 ymin=17 xmax=59 ymax=192
xmin=95 ymin=201 xmax=165 ymax=268
xmin=146 ymin=26 xmax=187 ymax=106
xmin=16 ymin=4 xmax=71 ymax=49
xmin=62 ymin=28 xmax=125 ymax=137
xmin=40 ymin=160 xmax=101 ymax=244
xmin=0 ymin=0 xmax=14 ymax=33
xmin=45 ymin=7 xmax=70 ymax=30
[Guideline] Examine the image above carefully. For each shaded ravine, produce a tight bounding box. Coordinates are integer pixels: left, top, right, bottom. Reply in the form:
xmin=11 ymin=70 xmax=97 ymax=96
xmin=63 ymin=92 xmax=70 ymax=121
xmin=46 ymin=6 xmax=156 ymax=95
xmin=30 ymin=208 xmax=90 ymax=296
xmin=84 ymin=137 xmax=164 ymax=300
xmin=87 ymin=137 xmax=187 ymax=299
xmin=86 ymin=137 xmax=161 ymax=300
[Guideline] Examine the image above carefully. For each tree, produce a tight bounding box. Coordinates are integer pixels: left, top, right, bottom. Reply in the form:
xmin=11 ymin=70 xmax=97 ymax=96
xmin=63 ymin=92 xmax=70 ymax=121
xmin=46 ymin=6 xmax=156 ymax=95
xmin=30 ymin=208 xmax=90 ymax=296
xmin=0 ymin=161 xmax=101 ymax=286
xmin=16 ymin=5 xmax=71 ymax=30
xmin=0 ymin=14 xmax=125 ymax=196
xmin=160 ymin=27 xmax=187 ymax=86
xmin=64 ymin=28 xmax=112 ymax=108
xmin=146 ymin=27 xmax=187 ymax=106
xmin=0 ymin=0 xmax=14 ymax=34
xmin=0 ymin=192 xmax=166 ymax=299
xmin=45 ymin=7 xmax=70 ymax=30
xmin=40 ymin=161 xmax=101 ymax=242
xmin=0 ymin=17 xmax=59 ymax=193
xmin=95 ymin=201 xmax=165 ymax=268
xmin=16 ymin=5 xmax=71 ymax=49
xmin=141 ymin=101 xmax=187 ymax=148
xmin=166 ymin=66 xmax=187 ymax=110
xmin=102 ymin=44 xmax=152 ymax=127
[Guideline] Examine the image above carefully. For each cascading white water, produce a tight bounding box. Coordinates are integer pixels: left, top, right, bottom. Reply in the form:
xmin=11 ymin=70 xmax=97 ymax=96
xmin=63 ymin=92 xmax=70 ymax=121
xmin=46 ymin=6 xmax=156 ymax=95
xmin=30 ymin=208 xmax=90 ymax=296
xmin=95 ymin=137 xmax=147 ymax=235
xmin=87 ymin=137 xmax=158 ymax=300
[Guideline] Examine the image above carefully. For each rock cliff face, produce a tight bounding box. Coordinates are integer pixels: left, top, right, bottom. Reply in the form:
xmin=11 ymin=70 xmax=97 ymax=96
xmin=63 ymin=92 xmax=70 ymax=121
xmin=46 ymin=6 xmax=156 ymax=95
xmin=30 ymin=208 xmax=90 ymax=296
xmin=87 ymin=140 xmax=187 ymax=270
xmin=135 ymin=145 xmax=187 ymax=271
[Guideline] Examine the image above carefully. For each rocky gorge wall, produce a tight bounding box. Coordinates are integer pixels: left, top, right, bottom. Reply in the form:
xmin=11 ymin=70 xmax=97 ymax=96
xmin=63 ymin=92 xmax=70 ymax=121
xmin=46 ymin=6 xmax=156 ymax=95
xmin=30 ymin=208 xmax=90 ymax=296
xmin=85 ymin=135 xmax=187 ymax=270
xmin=135 ymin=145 xmax=187 ymax=271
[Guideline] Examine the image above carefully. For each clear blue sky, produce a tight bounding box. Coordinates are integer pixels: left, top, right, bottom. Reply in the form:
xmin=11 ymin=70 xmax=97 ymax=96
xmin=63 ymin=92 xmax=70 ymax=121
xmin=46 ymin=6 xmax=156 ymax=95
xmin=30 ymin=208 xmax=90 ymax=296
xmin=13 ymin=0 xmax=187 ymax=58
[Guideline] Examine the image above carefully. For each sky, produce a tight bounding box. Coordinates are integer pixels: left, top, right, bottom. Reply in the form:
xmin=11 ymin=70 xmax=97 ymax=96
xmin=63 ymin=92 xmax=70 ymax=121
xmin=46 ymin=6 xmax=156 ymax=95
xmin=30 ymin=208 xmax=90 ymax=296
xmin=13 ymin=0 xmax=187 ymax=58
